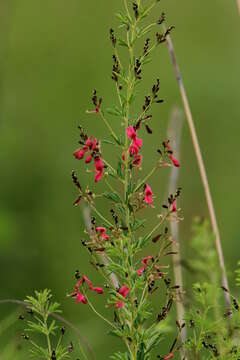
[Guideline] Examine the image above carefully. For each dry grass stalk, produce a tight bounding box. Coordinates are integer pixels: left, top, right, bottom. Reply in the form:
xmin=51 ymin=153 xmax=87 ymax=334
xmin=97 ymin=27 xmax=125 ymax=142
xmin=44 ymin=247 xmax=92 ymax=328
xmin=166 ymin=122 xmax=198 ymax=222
xmin=164 ymin=29 xmax=231 ymax=310
xmin=237 ymin=0 xmax=240 ymax=14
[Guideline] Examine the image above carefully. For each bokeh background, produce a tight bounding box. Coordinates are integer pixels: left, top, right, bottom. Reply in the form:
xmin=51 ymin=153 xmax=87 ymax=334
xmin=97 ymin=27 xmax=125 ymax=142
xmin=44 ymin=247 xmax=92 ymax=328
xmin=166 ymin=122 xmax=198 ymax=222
xmin=0 ymin=0 xmax=239 ymax=358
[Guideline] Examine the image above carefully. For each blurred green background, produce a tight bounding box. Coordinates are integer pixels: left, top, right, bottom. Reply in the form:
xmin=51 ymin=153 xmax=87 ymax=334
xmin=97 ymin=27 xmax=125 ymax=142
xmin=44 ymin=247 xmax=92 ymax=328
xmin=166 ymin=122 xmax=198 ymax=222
xmin=0 ymin=0 xmax=239 ymax=358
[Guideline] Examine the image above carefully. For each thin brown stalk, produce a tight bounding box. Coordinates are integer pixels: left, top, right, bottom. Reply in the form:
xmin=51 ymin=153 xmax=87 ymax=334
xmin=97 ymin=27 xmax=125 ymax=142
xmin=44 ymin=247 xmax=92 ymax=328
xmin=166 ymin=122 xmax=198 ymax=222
xmin=237 ymin=0 xmax=240 ymax=14
xmin=164 ymin=28 xmax=231 ymax=310
xmin=168 ymin=108 xmax=187 ymax=358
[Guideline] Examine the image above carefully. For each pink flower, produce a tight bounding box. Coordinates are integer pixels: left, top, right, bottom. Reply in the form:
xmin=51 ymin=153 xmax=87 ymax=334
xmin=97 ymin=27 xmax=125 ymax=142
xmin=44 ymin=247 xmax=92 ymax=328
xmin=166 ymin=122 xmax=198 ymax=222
xmin=127 ymin=126 xmax=143 ymax=157
xmin=95 ymin=170 xmax=103 ymax=183
xmin=94 ymin=156 xmax=104 ymax=182
xmin=169 ymin=154 xmax=180 ymax=167
xmin=115 ymin=285 xmax=130 ymax=309
xmin=142 ymin=256 xmax=154 ymax=265
xmin=144 ymin=184 xmax=153 ymax=205
xmin=73 ymin=146 xmax=88 ymax=159
xmin=73 ymin=135 xmax=104 ymax=182
xmin=118 ymin=285 xmax=130 ymax=298
xmin=164 ymin=140 xmax=180 ymax=167
xmin=132 ymin=154 xmax=142 ymax=167
xmin=96 ymin=226 xmax=109 ymax=240
xmin=76 ymin=292 xmax=87 ymax=304
xmin=164 ymin=353 xmax=174 ymax=360
xmin=129 ymin=136 xmax=143 ymax=156
xmin=115 ymin=300 xmax=124 ymax=309
xmin=172 ymin=201 xmax=177 ymax=212
xmin=137 ymin=256 xmax=154 ymax=276
xmin=82 ymin=275 xmax=93 ymax=289
xmin=137 ymin=266 xmax=146 ymax=276
xmin=74 ymin=275 xmax=103 ymax=303
xmin=92 ymin=287 xmax=104 ymax=294
xmin=85 ymin=137 xmax=98 ymax=151
xmin=126 ymin=126 xmax=137 ymax=140
xmin=134 ymin=137 xmax=143 ymax=149
xmin=85 ymin=154 xmax=93 ymax=164
xmin=94 ymin=157 xmax=104 ymax=171
xmin=129 ymin=142 xmax=140 ymax=156
xmin=96 ymin=226 xmax=107 ymax=234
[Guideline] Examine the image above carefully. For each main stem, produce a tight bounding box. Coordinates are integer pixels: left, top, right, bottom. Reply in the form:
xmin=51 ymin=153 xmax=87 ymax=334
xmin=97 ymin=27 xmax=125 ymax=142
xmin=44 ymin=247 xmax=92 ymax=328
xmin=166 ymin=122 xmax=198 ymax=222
xmin=123 ymin=2 xmax=139 ymax=359
xmin=43 ymin=315 xmax=52 ymax=358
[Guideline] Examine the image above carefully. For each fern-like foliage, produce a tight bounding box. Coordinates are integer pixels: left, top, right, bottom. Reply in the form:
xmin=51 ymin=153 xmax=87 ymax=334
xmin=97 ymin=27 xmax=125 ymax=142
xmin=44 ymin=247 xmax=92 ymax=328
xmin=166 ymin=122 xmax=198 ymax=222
xmin=22 ymin=289 xmax=71 ymax=360
xmin=183 ymin=219 xmax=240 ymax=359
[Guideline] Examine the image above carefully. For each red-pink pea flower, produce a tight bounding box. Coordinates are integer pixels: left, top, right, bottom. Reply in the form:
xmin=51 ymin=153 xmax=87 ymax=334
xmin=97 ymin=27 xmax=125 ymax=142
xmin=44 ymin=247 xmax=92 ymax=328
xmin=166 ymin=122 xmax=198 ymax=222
xmin=73 ymin=146 xmax=88 ymax=160
xmin=126 ymin=126 xmax=143 ymax=156
xmin=142 ymin=256 xmax=154 ymax=265
xmin=164 ymin=141 xmax=180 ymax=167
xmin=172 ymin=201 xmax=177 ymax=213
xmin=85 ymin=154 xmax=93 ymax=164
xmin=122 ymin=151 xmax=142 ymax=169
xmin=74 ymin=275 xmax=104 ymax=304
xmin=129 ymin=142 xmax=139 ymax=156
xmin=94 ymin=157 xmax=104 ymax=171
xmin=115 ymin=285 xmax=130 ymax=309
xmin=73 ymin=136 xmax=104 ymax=183
xmin=137 ymin=256 xmax=154 ymax=276
xmin=75 ymin=275 xmax=93 ymax=290
xmin=92 ymin=287 xmax=104 ymax=294
xmin=118 ymin=285 xmax=130 ymax=298
xmin=85 ymin=137 xmax=98 ymax=151
xmin=132 ymin=154 xmax=142 ymax=167
xmin=129 ymin=137 xmax=143 ymax=156
xmin=144 ymin=184 xmax=153 ymax=205
xmin=95 ymin=170 xmax=103 ymax=183
xmin=126 ymin=126 xmax=137 ymax=140
xmin=76 ymin=292 xmax=87 ymax=304
xmin=82 ymin=275 xmax=93 ymax=288
xmin=137 ymin=266 xmax=146 ymax=276
xmin=96 ymin=226 xmax=107 ymax=234
xmin=94 ymin=156 xmax=104 ymax=182
xmin=96 ymin=226 xmax=109 ymax=240
xmin=134 ymin=137 xmax=143 ymax=149
xmin=115 ymin=300 xmax=124 ymax=309
xmin=164 ymin=353 xmax=174 ymax=360
xmin=169 ymin=154 xmax=180 ymax=168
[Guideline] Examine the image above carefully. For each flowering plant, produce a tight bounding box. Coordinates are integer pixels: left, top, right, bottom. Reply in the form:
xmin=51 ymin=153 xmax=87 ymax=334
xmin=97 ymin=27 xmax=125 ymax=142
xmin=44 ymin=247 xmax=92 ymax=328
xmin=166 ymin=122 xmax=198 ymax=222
xmin=71 ymin=1 xmax=181 ymax=359
xmin=2 ymin=1 xmax=239 ymax=360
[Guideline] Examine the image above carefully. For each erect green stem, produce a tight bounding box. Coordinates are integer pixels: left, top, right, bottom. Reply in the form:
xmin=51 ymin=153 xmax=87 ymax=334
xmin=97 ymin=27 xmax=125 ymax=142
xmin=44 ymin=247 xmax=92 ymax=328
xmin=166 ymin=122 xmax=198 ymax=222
xmin=134 ymin=166 xmax=157 ymax=192
xmin=89 ymin=203 xmax=114 ymax=227
xmin=145 ymin=212 xmax=169 ymax=242
xmin=99 ymin=110 xmax=119 ymax=144
xmin=104 ymin=178 xmax=117 ymax=194
xmin=103 ymin=158 xmax=125 ymax=184
xmin=139 ymin=43 xmax=157 ymax=62
xmin=43 ymin=315 xmax=52 ymax=358
xmin=83 ymin=291 xmax=117 ymax=330
xmin=123 ymin=0 xmax=132 ymax=21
